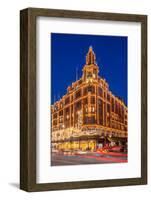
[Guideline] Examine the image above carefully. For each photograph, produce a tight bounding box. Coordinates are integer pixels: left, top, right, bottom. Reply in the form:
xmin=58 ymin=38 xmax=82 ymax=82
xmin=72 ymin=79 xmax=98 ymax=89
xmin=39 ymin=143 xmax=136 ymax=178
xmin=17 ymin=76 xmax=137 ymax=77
xmin=20 ymin=8 xmax=147 ymax=192
xmin=51 ymin=33 xmax=128 ymax=166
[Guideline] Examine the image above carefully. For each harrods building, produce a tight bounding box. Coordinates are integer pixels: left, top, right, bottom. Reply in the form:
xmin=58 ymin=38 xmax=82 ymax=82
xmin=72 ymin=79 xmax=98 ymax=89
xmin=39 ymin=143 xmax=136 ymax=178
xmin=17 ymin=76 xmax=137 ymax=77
xmin=51 ymin=47 xmax=128 ymax=151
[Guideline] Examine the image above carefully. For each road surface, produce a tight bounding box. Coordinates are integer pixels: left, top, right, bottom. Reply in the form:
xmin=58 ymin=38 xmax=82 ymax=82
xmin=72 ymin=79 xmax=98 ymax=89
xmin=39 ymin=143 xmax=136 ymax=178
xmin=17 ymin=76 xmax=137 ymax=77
xmin=51 ymin=151 xmax=127 ymax=166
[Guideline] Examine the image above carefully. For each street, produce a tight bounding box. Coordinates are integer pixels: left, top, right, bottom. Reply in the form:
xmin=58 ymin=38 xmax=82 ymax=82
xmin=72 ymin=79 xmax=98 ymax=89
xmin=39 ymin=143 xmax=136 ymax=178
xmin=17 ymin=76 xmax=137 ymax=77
xmin=51 ymin=151 xmax=127 ymax=166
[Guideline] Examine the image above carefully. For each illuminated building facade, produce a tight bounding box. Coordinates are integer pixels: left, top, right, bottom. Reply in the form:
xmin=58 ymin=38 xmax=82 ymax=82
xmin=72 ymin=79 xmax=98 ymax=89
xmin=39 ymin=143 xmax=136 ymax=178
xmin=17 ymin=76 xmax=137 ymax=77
xmin=51 ymin=47 xmax=128 ymax=151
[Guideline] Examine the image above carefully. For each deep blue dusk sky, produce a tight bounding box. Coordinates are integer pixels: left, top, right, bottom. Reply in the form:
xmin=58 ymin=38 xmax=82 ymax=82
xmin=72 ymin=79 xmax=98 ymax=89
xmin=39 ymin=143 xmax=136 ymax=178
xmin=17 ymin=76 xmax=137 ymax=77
xmin=51 ymin=33 xmax=127 ymax=105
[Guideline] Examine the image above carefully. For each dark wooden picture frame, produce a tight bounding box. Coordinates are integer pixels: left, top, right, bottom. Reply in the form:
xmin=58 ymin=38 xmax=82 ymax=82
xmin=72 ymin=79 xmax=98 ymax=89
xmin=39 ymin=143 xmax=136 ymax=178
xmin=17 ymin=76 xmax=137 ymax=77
xmin=20 ymin=7 xmax=147 ymax=192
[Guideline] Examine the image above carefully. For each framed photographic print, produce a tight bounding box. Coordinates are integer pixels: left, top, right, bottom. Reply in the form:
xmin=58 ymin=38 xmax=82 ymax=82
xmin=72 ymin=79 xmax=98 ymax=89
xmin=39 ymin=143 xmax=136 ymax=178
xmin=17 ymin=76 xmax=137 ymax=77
xmin=20 ymin=8 xmax=147 ymax=192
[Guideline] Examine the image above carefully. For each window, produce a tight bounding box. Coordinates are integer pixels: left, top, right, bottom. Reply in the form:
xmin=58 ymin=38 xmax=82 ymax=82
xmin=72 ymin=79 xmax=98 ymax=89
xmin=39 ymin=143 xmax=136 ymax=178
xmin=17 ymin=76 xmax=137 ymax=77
xmin=65 ymin=97 xmax=70 ymax=105
xmin=75 ymin=89 xmax=81 ymax=99
xmin=98 ymin=87 xmax=102 ymax=96
xmin=87 ymin=72 xmax=92 ymax=78
xmin=115 ymin=102 xmax=118 ymax=114
xmin=112 ymin=98 xmax=115 ymax=112
xmin=107 ymin=94 xmax=110 ymax=101
xmin=91 ymin=96 xmax=95 ymax=104
xmin=91 ymin=106 xmax=95 ymax=112
xmin=84 ymin=116 xmax=96 ymax=124
xmin=107 ymin=104 xmax=110 ymax=113
xmin=83 ymin=87 xmax=87 ymax=95
xmin=65 ymin=107 xmax=70 ymax=113
xmin=75 ymin=101 xmax=81 ymax=110
xmin=59 ymin=117 xmax=63 ymax=123
xmin=85 ymin=107 xmax=88 ymax=113
xmin=83 ymin=86 xmax=95 ymax=95
xmin=87 ymin=86 xmax=95 ymax=93
xmin=83 ymin=98 xmax=88 ymax=104
xmin=53 ymin=113 xmax=57 ymax=119
xmin=93 ymin=69 xmax=97 ymax=78
xmin=53 ymin=120 xmax=57 ymax=126
xmin=59 ymin=110 xmax=63 ymax=116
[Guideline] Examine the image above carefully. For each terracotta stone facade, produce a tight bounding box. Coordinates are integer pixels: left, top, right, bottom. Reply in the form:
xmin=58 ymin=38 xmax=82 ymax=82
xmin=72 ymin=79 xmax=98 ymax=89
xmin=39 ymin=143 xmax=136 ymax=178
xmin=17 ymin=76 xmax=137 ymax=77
xmin=51 ymin=47 xmax=127 ymax=151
